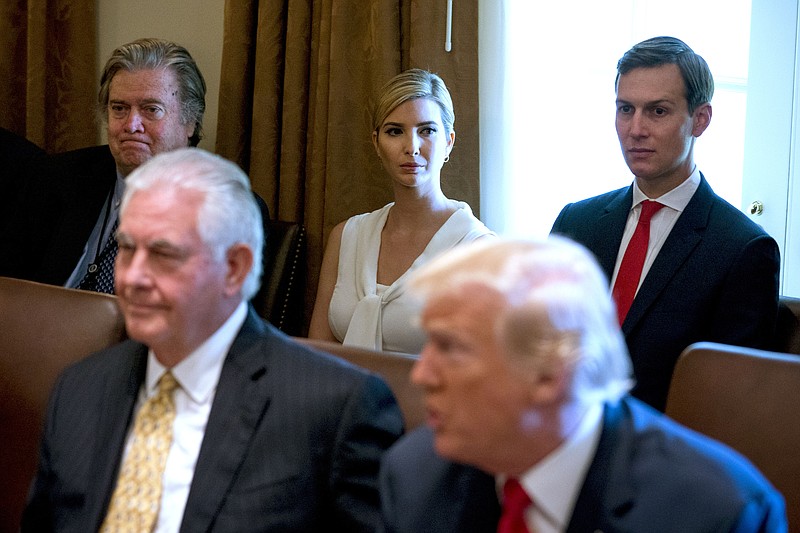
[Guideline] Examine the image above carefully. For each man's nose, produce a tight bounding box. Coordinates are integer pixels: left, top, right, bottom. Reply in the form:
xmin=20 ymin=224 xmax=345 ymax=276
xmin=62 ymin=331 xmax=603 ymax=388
xmin=124 ymin=110 xmax=144 ymax=134
xmin=410 ymin=347 xmax=439 ymax=389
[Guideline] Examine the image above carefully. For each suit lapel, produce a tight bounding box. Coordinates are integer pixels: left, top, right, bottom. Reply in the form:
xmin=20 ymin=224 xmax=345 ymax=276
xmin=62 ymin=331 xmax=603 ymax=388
xmin=595 ymin=188 xmax=633 ymax=279
xmin=181 ymin=310 xmax=273 ymax=532
xmin=43 ymin=146 xmax=118 ymax=283
xmin=622 ymin=177 xmax=714 ymax=333
xmin=86 ymin=343 xmax=148 ymax=529
xmin=566 ymin=400 xmax=636 ymax=533
xmin=446 ymin=466 xmax=500 ymax=532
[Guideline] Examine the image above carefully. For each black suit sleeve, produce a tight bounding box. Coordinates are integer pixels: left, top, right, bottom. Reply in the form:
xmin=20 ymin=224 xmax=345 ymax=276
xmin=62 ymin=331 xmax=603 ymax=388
xmin=20 ymin=373 xmax=65 ymax=532
xmin=705 ymin=233 xmax=780 ymax=349
xmin=329 ymin=373 xmax=404 ymax=532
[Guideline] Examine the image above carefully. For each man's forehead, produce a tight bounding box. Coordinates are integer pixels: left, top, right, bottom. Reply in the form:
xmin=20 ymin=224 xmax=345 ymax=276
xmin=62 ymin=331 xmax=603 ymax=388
xmin=422 ymin=286 xmax=506 ymax=327
xmin=109 ymin=68 xmax=179 ymax=94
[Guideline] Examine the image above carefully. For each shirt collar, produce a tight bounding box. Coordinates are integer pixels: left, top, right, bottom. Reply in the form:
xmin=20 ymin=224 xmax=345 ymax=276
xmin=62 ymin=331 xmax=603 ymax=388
xmin=145 ymin=301 xmax=248 ymax=403
xmin=632 ymin=167 xmax=701 ymax=212
xmin=498 ymin=402 xmax=604 ymax=531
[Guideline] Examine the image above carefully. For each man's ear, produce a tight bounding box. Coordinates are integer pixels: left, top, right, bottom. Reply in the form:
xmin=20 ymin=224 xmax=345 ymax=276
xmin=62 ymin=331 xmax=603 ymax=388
xmin=692 ymin=103 xmax=712 ymax=137
xmin=224 ymin=243 xmax=254 ymax=296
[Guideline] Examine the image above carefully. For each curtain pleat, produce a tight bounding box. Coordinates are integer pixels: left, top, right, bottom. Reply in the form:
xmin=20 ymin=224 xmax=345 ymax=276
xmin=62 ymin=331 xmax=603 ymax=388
xmin=216 ymin=0 xmax=479 ymax=334
xmin=0 ymin=0 xmax=97 ymax=152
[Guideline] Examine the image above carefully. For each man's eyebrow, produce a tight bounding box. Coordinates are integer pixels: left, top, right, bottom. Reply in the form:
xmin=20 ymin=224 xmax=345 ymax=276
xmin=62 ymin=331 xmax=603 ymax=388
xmin=114 ymin=234 xmax=186 ymax=253
xmin=148 ymin=239 xmax=186 ymax=253
xmin=615 ymin=98 xmax=674 ymax=106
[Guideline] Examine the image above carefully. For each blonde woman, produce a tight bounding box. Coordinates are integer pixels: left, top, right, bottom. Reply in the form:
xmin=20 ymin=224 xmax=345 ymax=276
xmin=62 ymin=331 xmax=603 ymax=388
xmin=309 ymin=69 xmax=493 ymax=353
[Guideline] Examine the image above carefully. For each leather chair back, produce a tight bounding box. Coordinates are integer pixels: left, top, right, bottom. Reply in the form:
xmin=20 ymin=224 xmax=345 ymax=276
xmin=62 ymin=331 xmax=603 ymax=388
xmin=297 ymin=338 xmax=424 ymax=432
xmin=665 ymin=341 xmax=800 ymax=532
xmin=0 ymin=277 xmax=126 ymax=531
xmin=775 ymin=296 xmax=800 ymax=355
xmin=253 ymin=220 xmax=307 ymax=336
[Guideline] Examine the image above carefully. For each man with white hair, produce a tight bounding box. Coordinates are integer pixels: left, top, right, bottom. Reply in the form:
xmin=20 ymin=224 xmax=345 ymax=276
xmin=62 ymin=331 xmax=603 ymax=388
xmin=379 ymin=236 xmax=785 ymax=532
xmin=23 ymin=148 xmax=403 ymax=532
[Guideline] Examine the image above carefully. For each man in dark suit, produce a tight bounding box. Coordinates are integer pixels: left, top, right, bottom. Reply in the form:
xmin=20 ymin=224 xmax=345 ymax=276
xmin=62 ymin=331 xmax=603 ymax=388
xmin=0 ymin=39 xmax=275 ymax=294
xmin=550 ymin=36 xmax=780 ymax=411
xmin=22 ymin=148 xmax=403 ymax=532
xmin=379 ymin=237 xmax=786 ymax=533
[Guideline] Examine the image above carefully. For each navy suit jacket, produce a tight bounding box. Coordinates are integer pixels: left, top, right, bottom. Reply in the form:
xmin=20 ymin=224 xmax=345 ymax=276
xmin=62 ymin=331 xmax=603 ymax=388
xmin=551 ymin=176 xmax=780 ymax=410
xmin=23 ymin=309 xmax=404 ymax=532
xmin=380 ymin=397 xmax=787 ymax=533
xmin=0 ymin=145 xmax=271 ymax=287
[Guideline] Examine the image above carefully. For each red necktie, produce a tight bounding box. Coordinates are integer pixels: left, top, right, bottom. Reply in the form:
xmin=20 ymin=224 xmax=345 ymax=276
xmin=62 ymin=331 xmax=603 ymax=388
xmin=612 ymin=200 xmax=665 ymax=325
xmin=498 ymin=478 xmax=531 ymax=533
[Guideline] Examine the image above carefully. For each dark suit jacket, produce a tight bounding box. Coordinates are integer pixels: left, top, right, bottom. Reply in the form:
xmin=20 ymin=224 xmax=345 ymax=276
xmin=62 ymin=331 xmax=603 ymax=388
xmin=380 ymin=397 xmax=787 ymax=533
xmin=0 ymin=145 xmax=271 ymax=287
xmin=22 ymin=309 xmax=404 ymax=532
xmin=0 ymin=128 xmax=45 ymax=234
xmin=0 ymin=145 xmax=117 ymax=285
xmin=551 ymin=176 xmax=780 ymax=410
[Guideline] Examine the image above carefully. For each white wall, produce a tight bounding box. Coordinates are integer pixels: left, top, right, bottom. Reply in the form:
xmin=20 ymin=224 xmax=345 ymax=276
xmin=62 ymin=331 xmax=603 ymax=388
xmin=96 ymin=0 xmax=226 ymax=151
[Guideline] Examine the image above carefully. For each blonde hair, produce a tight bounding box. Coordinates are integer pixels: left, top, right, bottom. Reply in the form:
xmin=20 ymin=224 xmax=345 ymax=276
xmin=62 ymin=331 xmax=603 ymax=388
xmin=372 ymin=68 xmax=455 ymax=135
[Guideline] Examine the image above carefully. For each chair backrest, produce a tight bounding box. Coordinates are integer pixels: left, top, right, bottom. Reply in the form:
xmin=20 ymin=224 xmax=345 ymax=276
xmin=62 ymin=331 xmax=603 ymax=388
xmin=775 ymin=296 xmax=800 ymax=355
xmin=296 ymin=338 xmax=424 ymax=432
xmin=665 ymin=341 xmax=800 ymax=532
xmin=252 ymin=220 xmax=307 ymax=336
xmin=0 ymin=276 xmax=127 ymax=531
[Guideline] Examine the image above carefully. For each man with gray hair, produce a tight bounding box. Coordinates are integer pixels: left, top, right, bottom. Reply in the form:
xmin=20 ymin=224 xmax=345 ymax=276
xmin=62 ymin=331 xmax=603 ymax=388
xmin=23 ymin=148 xmax=402 ymax=532
xmin=0 ymin=38 xmax=269 ymax=295
xmin=379 ymin=236 xmax=785 ymax=532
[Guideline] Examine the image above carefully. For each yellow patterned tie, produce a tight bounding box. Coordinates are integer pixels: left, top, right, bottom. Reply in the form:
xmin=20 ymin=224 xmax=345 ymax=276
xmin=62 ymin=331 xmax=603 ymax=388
xmin=100 ymin=372 xmax=179 ymax=533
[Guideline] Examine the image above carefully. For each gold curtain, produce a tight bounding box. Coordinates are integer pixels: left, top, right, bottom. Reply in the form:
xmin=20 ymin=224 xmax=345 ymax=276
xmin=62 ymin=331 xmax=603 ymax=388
xmin=0 ymin=0 xmax=97 ymax=152
xmin=216 ymin=0 xmax=479 ymax=332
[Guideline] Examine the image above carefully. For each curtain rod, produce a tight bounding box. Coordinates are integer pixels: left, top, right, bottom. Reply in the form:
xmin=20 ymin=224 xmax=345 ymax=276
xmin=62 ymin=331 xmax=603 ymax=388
xmin=445 ymin=0 xmax=453 ymax=52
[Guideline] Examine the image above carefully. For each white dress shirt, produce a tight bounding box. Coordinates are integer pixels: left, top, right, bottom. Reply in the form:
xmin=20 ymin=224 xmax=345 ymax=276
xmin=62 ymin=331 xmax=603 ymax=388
xmin=609 ymin=168 xmax=701 ymax=295
xmin=119 ymin=301 xmax=247 ymax=533
xmin=498 ymin=402 xmax=604 ymax=533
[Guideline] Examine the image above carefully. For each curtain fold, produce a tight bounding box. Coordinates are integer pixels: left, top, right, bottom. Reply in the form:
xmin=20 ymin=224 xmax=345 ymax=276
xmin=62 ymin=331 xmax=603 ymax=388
xmin=0 ymin=0 xmax=97 ymax=152
xmin=217 ymin=0 xmax=479 ymax=333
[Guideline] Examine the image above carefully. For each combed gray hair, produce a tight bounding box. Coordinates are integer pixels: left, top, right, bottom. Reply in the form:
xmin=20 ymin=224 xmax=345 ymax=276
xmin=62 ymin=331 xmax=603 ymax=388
xmin=410 ymin=236 xmax=633 ymax=404
xmin=98 ymin=38 xmax=206 ymax=146
xmin=121 ymin=148 xmax=263 ymax=299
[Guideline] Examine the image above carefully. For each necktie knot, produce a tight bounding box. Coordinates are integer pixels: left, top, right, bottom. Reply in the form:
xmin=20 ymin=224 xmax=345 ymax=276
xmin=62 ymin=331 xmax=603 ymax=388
xmin=498 ymin=478 xmax=532 ymax=533
xmin=638 ymin=199 xmax=664 ymax=224
xmin=157 ymin=371 xmax=179 ymax=397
